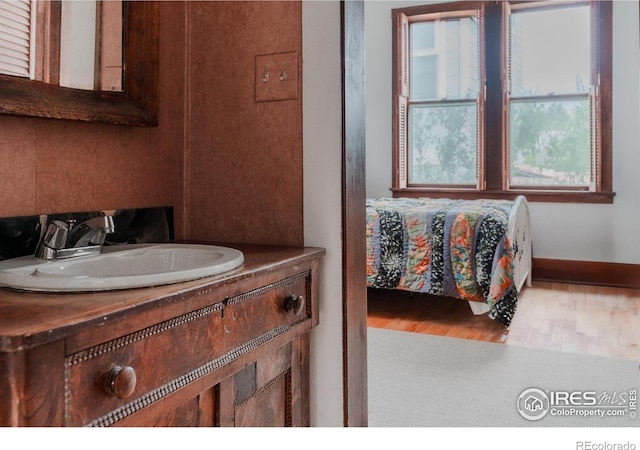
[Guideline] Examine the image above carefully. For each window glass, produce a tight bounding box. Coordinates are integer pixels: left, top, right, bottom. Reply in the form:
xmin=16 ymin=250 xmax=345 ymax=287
xmin=409 ymin=103 xmax=478 ymax=185
xmin=509 ymin=98 xmax=590 ymax=186
xmin=408 ymin=15 xmax=480 ymax=186
xmin=510 ymin=6 xmax=590 ymax=97
xmin=410 ymin=18 xmax=478 ymax=101
xmin=508 ymin=5 xmax=591 ymax=188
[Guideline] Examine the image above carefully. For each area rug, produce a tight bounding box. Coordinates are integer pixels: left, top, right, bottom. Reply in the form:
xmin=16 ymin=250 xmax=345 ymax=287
xmin=367 ymin=327 xmax=640 ymax=427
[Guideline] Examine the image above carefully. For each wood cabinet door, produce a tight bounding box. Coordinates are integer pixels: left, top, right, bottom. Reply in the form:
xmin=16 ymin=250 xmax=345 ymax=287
xmin=217 ymin=335 xmax=309 ymax=427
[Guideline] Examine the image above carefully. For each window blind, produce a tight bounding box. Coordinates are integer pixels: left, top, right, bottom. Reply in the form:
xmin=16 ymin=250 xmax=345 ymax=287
xmin=0 ymin=0 xmax=32 ymax=78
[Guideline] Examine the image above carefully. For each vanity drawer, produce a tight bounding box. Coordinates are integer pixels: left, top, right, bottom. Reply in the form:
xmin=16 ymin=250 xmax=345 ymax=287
xmin=64 ymin=271 xmax=311 ymax=427
xmin=221 ymin=271 xmax=311 ymax=351
xmin=64 ymin=302 xmax=226 ymax=427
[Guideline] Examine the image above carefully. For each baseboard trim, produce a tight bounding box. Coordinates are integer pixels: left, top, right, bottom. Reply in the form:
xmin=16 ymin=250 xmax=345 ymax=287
xmin=533 ymin=258 xmax=640 ymax=289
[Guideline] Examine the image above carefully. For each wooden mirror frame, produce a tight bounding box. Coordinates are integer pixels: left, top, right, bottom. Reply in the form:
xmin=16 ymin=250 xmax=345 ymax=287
xmin=0 ymin=1 xmax=158 ymax=127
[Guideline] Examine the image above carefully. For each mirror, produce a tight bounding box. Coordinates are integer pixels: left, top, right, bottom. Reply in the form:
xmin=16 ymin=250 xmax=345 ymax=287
xmin=0 ymin=1 xmax=158 ymax=126
xmin=57 ymin=0 xmax=123 ymax=92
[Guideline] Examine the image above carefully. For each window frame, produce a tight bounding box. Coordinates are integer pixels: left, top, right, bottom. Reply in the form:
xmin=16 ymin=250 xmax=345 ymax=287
xmin=391 ymin=0 xmax=614 ymax=203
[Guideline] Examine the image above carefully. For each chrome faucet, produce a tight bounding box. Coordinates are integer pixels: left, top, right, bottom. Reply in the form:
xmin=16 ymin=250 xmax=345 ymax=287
xmin=35 ymin=215 xmax=115 ymax=260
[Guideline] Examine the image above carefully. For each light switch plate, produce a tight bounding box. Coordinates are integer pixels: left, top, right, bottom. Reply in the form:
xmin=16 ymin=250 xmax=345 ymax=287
xmin=255 ymin=51 xmax=299 ymax=103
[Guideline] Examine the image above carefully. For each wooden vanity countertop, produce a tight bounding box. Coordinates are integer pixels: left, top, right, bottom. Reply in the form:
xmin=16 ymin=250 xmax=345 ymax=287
xmin=0 ymin=243 xmax=325 ymax=352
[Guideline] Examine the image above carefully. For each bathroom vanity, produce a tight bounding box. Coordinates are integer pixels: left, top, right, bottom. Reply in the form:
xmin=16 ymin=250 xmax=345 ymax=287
xmin=0 ymin=244 xmax=324 ymax=426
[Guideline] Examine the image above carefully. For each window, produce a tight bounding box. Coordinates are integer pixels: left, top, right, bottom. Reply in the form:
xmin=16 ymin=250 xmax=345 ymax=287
xmin=0 ymin=0 xmax=123 ymax=91
xmin=392 ymin=1 xmax=613 ymax=203
xmin=0 ymin=0 xmax=34 ymax=78
xmin=0 ymin=0 xmax=62 ymax=84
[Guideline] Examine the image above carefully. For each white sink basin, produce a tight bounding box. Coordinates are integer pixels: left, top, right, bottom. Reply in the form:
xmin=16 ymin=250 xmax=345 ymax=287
xmin=0 ymin=243 xmax=244 ymax=292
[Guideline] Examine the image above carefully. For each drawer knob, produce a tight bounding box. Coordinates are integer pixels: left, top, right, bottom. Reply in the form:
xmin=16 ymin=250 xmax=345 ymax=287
xmin=284 ymin=294 xmax=305 ymax=315
xmin=105 ymin=365 xmax=137 ymax=399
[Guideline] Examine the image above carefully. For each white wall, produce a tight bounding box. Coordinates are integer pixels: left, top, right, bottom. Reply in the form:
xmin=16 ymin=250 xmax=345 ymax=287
xmin=365 ymin=0 xmax=640 ymax=264
xmin=303 ymin=1 xmax=344 ymax=426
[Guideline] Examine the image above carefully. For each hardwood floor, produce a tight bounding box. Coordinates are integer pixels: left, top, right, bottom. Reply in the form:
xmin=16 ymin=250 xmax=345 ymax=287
xmin=367 ymin=281 xmax=640 ymax=361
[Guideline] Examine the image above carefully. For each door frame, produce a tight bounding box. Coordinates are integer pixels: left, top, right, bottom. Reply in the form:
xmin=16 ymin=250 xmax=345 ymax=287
xmin=341 ymin=0 xmax=368 ymax=427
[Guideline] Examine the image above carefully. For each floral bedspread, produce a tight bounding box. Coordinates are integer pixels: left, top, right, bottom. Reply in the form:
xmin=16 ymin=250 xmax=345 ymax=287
xmin=366 ymin=197 xmax=518 ymax=325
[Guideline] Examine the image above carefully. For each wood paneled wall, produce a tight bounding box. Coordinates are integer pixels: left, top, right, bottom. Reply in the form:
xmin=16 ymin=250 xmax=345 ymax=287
xmin=0 ymin=1 xmax=303 ymax=247
xmin=185 ymin=1 xmax=303 ymax=247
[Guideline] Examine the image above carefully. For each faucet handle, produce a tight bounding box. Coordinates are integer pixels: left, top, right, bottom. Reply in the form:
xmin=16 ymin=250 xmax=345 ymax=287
xmin=41 ymin=220 xmax=70 ymax=250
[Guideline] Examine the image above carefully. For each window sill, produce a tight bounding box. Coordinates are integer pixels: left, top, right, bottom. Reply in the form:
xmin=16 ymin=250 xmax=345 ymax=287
xmin=390 ymin=188 xmax=616 ymax=204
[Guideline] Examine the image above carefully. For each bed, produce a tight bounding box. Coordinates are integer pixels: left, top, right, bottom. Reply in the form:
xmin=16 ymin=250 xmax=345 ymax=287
xmin=366 ymin=195 xmax=532 ymax=325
